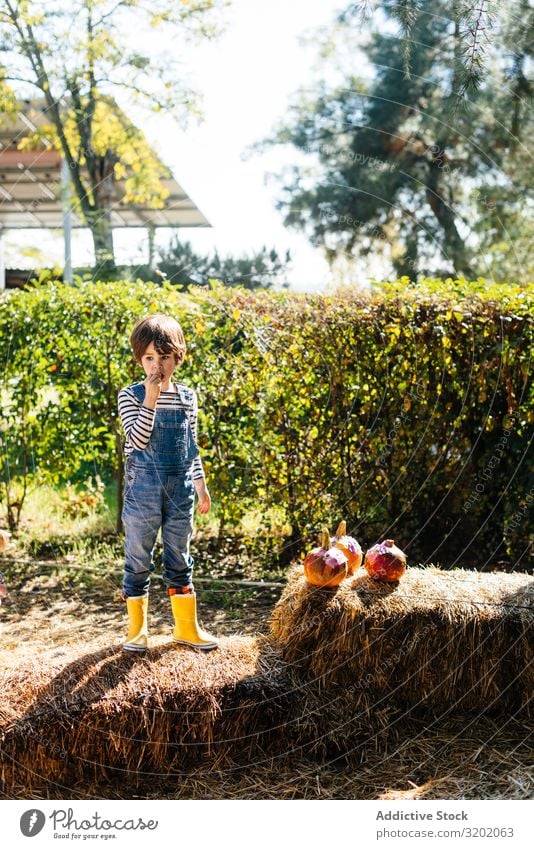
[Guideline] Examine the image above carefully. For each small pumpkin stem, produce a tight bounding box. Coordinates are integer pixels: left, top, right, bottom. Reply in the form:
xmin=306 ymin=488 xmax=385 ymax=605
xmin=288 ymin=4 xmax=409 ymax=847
xmin=320 ymin=527 xmax=331 ymax=549
xmin=336 ymin=520 xmax=346 ymax=538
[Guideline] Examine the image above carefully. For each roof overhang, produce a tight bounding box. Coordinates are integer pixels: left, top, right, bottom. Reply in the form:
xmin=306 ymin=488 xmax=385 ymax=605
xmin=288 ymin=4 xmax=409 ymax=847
xmin=0 ymin=106 xmax=211 ymax=230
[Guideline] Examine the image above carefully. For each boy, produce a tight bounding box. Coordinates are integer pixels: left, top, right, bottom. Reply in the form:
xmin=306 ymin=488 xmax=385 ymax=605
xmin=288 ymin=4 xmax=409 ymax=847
xmin=118 ymin=313 xmax=218 ymax=652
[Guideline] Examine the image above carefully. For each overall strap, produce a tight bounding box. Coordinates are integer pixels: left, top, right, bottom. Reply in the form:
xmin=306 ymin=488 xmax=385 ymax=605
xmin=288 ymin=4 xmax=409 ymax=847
xmin=130 ymin=382 xmax=146 ymax=402
xmin=175 ymin=383 xmax=193 ymax=426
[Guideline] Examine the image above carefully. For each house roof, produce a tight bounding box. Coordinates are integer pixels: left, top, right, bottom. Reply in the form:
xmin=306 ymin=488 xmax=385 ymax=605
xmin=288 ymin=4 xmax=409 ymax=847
xmin=0 ymin=102 xmax=211 ymax=230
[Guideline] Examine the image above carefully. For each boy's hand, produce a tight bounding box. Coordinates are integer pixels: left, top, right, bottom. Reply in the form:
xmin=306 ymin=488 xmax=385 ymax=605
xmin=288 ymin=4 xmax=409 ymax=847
xmin=143 ymin=373 xmax=162 ymax=407
xmin=194 ymin=479 xmax=211 ymax=514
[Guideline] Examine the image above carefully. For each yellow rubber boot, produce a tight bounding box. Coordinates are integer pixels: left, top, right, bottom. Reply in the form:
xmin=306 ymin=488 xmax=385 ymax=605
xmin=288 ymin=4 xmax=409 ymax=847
xmin=170 ymin=593 xmax=218 ymax=650
xmin=123 ymin=596 xmax=148 ymax=652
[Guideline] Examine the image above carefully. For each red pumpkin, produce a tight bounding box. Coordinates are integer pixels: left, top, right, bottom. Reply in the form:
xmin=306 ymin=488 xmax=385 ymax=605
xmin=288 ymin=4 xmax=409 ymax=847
xmin=364 ymin=539 xmax=407 ymax=582
xmin=331 ymin=520 xmax=363 ymax=575
xmin=304 ymin=527 xmax=348 ymax=587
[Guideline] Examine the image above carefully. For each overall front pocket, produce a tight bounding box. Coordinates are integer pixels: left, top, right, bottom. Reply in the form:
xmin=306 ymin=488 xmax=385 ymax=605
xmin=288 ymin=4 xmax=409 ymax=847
xmin=151 ymin=420 xmax=188 ymax=454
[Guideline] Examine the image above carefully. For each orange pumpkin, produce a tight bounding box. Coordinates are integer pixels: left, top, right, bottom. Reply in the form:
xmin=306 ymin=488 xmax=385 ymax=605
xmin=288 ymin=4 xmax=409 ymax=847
xmin=304 ymin=527 xmax=348 ymax=587
xmin=331 ymin=520 xmax=363 ymax=575
xmin=364 ymin=539 xmax=407 ymax=582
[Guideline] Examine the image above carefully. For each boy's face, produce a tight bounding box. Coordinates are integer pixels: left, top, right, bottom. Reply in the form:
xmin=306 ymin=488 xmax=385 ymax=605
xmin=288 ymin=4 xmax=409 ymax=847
xmin=139 ymin=342 xmax=179 ymax=382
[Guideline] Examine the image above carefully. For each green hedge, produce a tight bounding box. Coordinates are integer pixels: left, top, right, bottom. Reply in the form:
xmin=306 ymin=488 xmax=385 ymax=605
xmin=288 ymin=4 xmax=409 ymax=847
xmin=0 ymin=275 xmax=532 ymax=568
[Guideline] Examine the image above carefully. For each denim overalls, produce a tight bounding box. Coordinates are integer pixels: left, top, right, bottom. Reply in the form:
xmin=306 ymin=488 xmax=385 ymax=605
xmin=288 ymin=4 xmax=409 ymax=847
xmin=121 ymin=381 xmax=201 ymax=598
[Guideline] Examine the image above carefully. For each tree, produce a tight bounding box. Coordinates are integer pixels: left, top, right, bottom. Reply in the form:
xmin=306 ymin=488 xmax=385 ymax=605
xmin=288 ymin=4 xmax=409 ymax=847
xmin=155 ymin=237 xmax=291 ymax=290
xmin=250 ymin=0 xmax=533 ymax=281
xmin=359 ymin=1 xmax=510 ymax=106
xmin=0 ymin=0 xmax=229 ymax=276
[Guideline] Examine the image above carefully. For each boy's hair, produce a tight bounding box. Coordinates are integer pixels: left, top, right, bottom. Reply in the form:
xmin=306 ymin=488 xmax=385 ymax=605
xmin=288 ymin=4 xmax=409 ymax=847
xmin=130 ymin=314 xmax=187 ymax=366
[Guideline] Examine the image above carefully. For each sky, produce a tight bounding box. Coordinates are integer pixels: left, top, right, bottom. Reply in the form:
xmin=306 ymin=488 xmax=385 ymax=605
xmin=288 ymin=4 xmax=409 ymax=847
xmin=6 ymin=0 xmax=370 ymax=292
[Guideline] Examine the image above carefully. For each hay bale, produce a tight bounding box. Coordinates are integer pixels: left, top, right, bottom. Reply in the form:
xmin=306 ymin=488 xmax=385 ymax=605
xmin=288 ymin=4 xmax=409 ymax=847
xmin=270 ymin=565 xmax=533 ymax=717
xmin=0 ymin=635 xmax=297 ymax=795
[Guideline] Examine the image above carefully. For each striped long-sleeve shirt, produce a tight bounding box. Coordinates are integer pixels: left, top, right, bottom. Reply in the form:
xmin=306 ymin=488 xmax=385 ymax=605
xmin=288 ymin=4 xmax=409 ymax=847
xmin=117 ymin=382 xmax=205 ymax=481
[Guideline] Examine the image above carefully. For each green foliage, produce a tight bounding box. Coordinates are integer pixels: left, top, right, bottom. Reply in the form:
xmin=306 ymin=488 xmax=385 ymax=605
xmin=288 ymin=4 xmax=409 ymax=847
xmin=0 ymin=276 xmax=532 ymax=568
